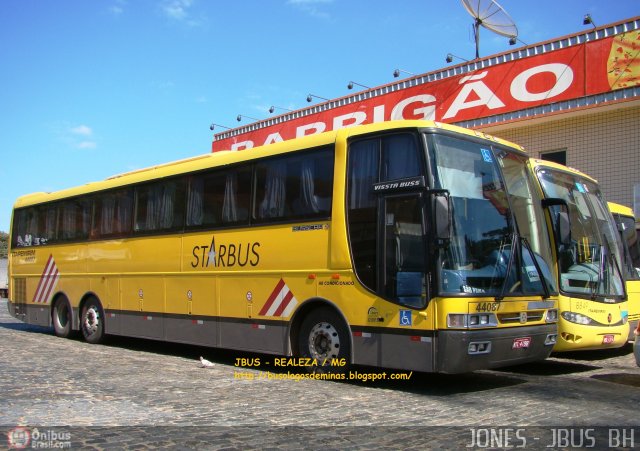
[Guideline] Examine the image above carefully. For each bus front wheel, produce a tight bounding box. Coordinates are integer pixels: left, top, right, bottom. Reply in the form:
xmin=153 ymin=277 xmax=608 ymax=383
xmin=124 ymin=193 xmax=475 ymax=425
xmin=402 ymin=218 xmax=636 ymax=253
xmin=298 ymin=307 xmax=350 ymax=373
xmin=81 ymin=297 xmax=105 ymax=344
xmin=52 ymin=296 xmax=73 ymax=338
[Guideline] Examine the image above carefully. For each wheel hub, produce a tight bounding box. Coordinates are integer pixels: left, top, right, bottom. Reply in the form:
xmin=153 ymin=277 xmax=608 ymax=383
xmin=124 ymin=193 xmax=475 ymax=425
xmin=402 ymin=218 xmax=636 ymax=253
xmin=308 ymin=322 xmax=340 ymax=360
xmin=84 ymin=307 xmax=99 ymax=334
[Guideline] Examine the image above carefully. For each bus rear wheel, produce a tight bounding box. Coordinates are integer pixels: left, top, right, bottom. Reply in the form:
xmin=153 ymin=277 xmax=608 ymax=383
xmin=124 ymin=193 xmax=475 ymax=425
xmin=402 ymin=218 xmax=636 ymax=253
xmin=81 ymin=298 xmax=105 ymax=344
xmin=52 ymin=297 xmax=73 ymax=338
xmin=298 ymin=307 xmax=350 ymax=374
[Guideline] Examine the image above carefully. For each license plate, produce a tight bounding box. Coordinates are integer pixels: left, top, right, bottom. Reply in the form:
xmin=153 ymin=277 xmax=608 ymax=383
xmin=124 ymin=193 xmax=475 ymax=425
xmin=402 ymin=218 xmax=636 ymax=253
xmin=512 ymin=337 xmax=531 ymax=349
xmin=602 ymin=334 xmax=615 ymax=344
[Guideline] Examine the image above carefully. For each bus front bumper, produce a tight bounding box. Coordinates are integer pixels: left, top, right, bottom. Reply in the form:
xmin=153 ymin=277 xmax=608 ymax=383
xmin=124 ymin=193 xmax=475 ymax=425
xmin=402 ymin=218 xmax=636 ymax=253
xmin=553 ymin=317 xmax=629 ymax=352
xmin=435 ymin=324 xmax=557 ymax=374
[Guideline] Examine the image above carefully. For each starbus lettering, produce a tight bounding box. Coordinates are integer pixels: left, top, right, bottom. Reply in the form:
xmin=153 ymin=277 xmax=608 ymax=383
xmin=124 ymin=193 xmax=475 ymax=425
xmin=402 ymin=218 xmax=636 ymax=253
xmin=191 ymin=236 xmax=260 ymax=268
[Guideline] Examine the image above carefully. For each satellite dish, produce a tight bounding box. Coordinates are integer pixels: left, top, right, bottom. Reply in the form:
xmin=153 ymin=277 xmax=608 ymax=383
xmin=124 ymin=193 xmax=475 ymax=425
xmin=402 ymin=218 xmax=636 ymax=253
xmin=461 ymin=0 xmax=518 ymax=59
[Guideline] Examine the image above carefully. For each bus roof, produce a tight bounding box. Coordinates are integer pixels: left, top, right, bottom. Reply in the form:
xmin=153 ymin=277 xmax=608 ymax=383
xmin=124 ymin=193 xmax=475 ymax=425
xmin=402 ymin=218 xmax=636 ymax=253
xmin=608 ymin=201 xmax=635 ymax=218
xmin=13 ymin=120 xmax=524 ymax=209
xmin=529 ymin=158 xmax=598 ymax=184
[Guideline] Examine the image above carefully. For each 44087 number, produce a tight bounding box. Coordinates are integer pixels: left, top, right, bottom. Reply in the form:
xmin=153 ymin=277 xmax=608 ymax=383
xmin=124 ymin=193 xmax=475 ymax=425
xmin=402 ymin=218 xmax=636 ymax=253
xmin=475 ymin=302 xmax=501 ymax=312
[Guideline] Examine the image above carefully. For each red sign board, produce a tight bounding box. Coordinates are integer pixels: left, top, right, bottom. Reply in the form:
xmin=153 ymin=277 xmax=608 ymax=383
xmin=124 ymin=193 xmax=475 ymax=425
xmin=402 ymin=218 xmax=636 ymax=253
xmin=213 ymin=27 xmax=639 ymax=152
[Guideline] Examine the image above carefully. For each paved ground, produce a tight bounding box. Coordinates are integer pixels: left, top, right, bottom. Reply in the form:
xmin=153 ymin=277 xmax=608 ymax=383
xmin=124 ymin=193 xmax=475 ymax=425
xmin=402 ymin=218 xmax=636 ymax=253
xmin=0 ymin=298 xmax=638 ymax=450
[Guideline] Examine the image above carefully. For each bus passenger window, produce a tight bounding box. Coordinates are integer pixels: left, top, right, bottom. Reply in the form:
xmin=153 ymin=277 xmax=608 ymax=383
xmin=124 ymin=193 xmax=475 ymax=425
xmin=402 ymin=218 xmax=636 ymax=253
xmin=186 ymin=176 xmax=204 ymax=227
xmin=38 ymin=204 xmax=57 ymax=245
xmin=348 ymin=139 xmax=379 ymax=291
xmin=12 ymin=208 xmax=35 ymax=247
xmin=221 ymin=169 xmax=251 ymax=225
xmin=134 ymin=179 xmax=185 ymax=233
xmin=291 ymin=154 xmax=333 ymax=217
xmin=186 ymin=167 xmax=251 ymax=229
xmin=59 ymin=199 xmax=90 ymax=241
xmin=254 ymin=148 xmax=333 ymax=223
xmin=383 ymin=134 xmax=421 ymax=180
xmin=92 ymin=189 xmax=133 ymax=238
xmin=256 ymin=159 xmax=288 ymax=220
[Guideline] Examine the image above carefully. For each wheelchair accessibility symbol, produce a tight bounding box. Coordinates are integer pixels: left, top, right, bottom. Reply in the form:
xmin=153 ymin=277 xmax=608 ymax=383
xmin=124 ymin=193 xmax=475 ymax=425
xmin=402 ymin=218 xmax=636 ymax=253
xmin=399 ymin=310 xmax=412 ymax=326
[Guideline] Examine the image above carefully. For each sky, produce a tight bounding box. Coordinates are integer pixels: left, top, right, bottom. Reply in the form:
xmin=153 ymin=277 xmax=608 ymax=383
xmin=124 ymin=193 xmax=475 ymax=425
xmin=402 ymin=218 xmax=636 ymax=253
xmin=0 ymin=0 xmax=638 ymax=233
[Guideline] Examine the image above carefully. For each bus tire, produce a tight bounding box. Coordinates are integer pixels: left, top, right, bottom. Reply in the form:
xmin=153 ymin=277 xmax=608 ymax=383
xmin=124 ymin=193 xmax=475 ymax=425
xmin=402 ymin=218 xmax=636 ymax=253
xmin=52 ymin=296 xmax=73 ymax=338
xmin=81 ymin=297 xmax=105 ymax=344
xmin=298 ymin=307 xmax=350 ymax=374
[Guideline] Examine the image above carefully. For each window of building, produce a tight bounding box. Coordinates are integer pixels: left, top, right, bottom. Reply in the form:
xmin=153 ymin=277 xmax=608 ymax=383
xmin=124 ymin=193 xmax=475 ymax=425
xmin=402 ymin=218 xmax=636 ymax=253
xmin=540 ymin=149 xmax=567 ymax=166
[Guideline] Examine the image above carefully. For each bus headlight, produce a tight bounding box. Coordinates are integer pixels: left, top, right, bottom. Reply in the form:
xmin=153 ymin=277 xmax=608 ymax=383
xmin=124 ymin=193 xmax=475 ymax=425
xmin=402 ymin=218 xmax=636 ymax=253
xmin=545 ymin=309 xmax=558 ymax=323
xmin=447 ymin=314 xmax=467 ymax=328
xmin=561 ymin=311 xmax=593 ymax=325
xmin=448 ymin=313 xmax=498 ymax=328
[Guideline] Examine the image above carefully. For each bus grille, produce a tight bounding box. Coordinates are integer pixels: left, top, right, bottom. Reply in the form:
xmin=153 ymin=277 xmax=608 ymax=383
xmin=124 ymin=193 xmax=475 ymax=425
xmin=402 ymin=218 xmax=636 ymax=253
xmin=498 ymin=310 xmax=544 ymax=324
xmin=13 ymin=278 xmax=26 ymax=303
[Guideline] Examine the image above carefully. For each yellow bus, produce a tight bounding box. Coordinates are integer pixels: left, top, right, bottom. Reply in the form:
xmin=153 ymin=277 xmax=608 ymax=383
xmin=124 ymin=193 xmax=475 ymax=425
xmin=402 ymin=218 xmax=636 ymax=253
xmin=8 ymin=120 xmax=559 ymax=374
xmin=528 ymin=159 xmax=629 ymax=351
xmin=608 ymin=201 xmax=640 ymax=340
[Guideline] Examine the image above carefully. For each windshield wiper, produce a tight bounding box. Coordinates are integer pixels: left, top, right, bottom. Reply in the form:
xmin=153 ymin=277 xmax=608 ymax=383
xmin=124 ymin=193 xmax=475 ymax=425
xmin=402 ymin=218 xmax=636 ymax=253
xmin=495 ymin=233 xmax=518 ymax=301
xmin=521 ymin=236 xmax=551 ymax=299
xmin=593 ymin=242 xmax=605 ymax=300
xmin=596 ymin=233 xmax=626 ymax=300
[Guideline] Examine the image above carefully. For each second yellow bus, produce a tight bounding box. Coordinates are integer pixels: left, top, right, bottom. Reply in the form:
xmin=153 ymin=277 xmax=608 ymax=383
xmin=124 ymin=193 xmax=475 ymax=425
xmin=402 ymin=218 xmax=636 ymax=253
xmin=529 ymin=159 xmax=629 ymax=351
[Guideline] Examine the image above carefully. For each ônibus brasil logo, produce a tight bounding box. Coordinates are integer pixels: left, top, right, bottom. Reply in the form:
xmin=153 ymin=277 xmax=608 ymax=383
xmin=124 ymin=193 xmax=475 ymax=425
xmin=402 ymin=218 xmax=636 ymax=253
xmin=6 ymin=427 xmax=71 ymax=449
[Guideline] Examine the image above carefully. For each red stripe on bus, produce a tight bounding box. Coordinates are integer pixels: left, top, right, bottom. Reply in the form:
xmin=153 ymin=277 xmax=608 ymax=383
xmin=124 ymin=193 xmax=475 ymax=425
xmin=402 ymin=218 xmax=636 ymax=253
xmin=259 ymin=278 xmax=286 ymax=316
xmin=38 ymin=267 xmax=59 ymax=304
xmin=33 ymin=255 xmax=56 ymax=303
xmin=32 ymin=254 xmax=52 ymax=302
xmin=273 ymin=290 xmax=294 ymax=317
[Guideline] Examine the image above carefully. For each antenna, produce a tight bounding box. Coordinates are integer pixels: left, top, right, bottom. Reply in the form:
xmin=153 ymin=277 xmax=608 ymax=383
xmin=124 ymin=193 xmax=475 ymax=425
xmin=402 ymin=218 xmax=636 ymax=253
xmin=461 ymin=0 xmax=518 ymax=59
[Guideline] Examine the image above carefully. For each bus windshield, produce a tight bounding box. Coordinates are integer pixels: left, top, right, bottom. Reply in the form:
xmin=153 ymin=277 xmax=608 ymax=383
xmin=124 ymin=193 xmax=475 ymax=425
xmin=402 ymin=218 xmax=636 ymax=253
xmin=537 ymin=168 xmax=625 ymax=299
xmin=431 ymin=135 xmax=555 ymax=297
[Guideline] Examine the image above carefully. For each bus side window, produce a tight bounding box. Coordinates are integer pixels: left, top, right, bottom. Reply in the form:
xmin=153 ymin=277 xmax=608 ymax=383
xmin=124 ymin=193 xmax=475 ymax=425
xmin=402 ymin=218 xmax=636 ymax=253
xmin=92 ymin=188 xmax=133 ymax=239
xmin=134 ymin=179 xmax=185 ymax=233
xmin=256 ymin=158 xmax=289 ymax=220
xmin=221 ymin=169 xmax=251 ymax=224
xmin=348 ymin=139 xmax=379 ymax=291
xmin=60 ymin=200 xmax=84 ymax=241
xmin=38 ymin=204 xmax=57 ymax=245
xmin=26 ymin=208 xmax=39 ymax=246
xmin=186 ymin=167 xmax=251 ymax=230
xmin=254 ymin=147 xmax=334 ymax=223
xmin=12 ymin=209 xmax=29 ymax=247
xmin=186 ymin=176 xmax=204 ymax=227
xmin=291 ymin=151 xmax=333 ymax=217
xmin=383 ymin=134 xmax=421 ymax=180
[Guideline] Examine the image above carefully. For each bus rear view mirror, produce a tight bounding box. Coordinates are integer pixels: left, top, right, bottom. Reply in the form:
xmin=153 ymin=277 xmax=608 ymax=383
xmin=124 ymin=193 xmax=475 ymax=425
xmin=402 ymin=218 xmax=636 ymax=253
xmin=431 ymin=190 xmax=451 ymax=245
xmin=541 ymin=197 xmax=571 ymax=246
